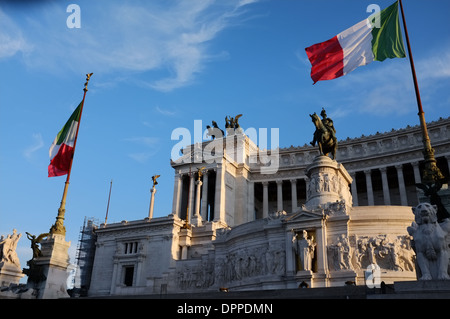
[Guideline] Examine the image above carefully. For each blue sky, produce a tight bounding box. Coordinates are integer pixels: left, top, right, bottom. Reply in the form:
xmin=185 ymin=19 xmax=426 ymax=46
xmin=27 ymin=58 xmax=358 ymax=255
xmin=1 ymin=0 xmax=449 ymax=276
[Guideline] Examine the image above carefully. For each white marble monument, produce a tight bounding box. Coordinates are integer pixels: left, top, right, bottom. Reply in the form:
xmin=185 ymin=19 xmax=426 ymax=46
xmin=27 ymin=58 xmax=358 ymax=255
xmin=0 ymin=229 xmax=24 ymax=287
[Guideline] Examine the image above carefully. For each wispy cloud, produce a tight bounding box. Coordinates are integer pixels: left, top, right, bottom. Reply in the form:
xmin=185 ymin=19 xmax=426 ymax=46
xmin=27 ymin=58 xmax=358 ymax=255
xmin=122 ymin=136 xmax=160 ymax=163
xmin=155 ymin=106 xmax=176 ymax=117
xmin=0 ymin=9 xmax=32 ymax=58
xmin=23 ymin=133 xmax=44 ymax=160
xmin=3 ymin=1 xmax=260 ymax=92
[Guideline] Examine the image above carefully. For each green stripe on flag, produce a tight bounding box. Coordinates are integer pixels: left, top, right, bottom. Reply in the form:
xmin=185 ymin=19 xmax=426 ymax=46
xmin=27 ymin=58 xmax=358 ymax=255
xmin=55 ymin=102 xmax=82 ymax=145
xmin=371 ymin=1 xmax=406 ymax=61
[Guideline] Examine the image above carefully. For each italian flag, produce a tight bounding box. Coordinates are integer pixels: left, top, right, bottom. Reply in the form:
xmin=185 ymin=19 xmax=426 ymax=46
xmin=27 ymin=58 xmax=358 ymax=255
xmin=48 ymin=102 xmax=82 ymax=177
xmin=305 ymin=1 xmax=406 ymax=84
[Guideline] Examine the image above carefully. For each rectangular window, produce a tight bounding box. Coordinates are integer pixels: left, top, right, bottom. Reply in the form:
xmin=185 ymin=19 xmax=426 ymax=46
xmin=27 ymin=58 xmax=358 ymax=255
xmin=124 ymin=242 xmax=139 ymax=254
xmin=124 ymin=266 xmax=134 ymax=286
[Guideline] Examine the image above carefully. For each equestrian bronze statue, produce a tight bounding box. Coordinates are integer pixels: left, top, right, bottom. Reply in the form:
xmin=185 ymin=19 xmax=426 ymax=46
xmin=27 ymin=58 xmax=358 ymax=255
xmin=310 ymin=108 xmax=338 ymax=160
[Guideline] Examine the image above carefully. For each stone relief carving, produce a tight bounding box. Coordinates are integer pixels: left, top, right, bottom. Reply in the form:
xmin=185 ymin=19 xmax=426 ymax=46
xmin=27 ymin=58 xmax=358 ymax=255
xmin=177 ymin=259 xmax=215 ymax=290
xmin=327 ymin=234 xmax=352 ymax=271
xmin=327 ymin=234 xmax=415 ymax=272
xmin=407 ymin=203 xmax=450 ymax=280
xmin=176 ymin=244 xmax=287 ymax=290
xmin=322 ymin=200 xmax=348 ymax=217
xmin=215 ymin=246 xmax=285 ymax=286
xmin=268 ymin=210 xmax=287 ymax=220
xmin=351 ymin=234 xmax=415 ymax=272
xmin=307 ymin=173 xmax=346 ymax=198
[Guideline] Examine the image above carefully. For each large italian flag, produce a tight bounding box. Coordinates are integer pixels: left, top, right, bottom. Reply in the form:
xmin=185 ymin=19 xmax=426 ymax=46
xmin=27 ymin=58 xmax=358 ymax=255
xmin=305 ymin=1 xmax=406 ymax=84
xmin=48 ymin=102 xmax=82 ymax=177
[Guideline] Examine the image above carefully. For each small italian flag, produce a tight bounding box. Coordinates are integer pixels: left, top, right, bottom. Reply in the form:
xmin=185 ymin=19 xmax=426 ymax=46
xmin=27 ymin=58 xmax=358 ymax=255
xmin=305 ymin=1 xmax=406 ymax=84
xmin=48 ymin=102 xmax=82 ymax=177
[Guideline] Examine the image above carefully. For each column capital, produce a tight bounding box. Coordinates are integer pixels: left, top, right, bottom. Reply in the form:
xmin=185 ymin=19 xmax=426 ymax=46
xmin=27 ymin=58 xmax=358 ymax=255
xmin=395 ymin=164 xmax=404 ymax=170
xmin=364 ymin=169 xmax=372 ymax=175
xmin=379 ymin=166 xmax=388 ymax=173
xmin=262 ymin=181 xmax=269 ymax=186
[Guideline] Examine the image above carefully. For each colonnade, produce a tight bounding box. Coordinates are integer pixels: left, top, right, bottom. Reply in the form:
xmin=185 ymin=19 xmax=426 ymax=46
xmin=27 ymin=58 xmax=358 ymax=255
xmin=172 ymin=167 xmax=224 ymax=225
xmin=350 ymin=156 xmax=450 ymax=207
xmin=171 ymin=156 xmax=450 ymax=226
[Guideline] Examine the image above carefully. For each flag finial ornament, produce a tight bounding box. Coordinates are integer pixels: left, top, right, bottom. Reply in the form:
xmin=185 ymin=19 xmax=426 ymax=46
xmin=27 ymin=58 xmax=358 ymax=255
xmin=84 ymin=72 xmax=93 ymax=92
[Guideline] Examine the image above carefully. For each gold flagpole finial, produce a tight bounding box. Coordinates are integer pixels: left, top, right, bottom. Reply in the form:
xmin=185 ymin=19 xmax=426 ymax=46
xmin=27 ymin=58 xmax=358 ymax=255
xmin=84 ymin=73 xmax=94 ymax=92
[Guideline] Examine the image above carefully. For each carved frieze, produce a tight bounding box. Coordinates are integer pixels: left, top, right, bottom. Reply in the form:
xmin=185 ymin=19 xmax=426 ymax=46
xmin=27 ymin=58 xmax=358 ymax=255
xmin=327 ymin=234 xmax=415 ymax=272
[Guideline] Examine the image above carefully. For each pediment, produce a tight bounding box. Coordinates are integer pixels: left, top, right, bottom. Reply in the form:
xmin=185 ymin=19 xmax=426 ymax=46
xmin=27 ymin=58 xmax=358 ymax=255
xmin=284 ymin=209 xmax=324 ymax=222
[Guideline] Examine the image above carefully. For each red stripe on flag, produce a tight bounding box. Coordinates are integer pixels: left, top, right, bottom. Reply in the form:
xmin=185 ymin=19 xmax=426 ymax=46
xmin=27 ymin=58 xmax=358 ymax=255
xmin=48 ymin=144 xmax=74 ymax=177
xmin=305 ymin=36 xmax=344 ymax=84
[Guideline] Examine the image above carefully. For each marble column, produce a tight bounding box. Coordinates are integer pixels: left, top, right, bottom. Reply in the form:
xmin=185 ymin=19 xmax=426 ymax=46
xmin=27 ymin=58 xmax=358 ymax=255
xmin=192 ymin=179 xmax=203 ymax=226
xmin=412 ymin=161 xmax=422 ymax=203
xmin=412 ymin=161 xmax=422 ymax=184
xmin=248 ymin=181 xmax=255 ymax=222
xmin=379 ymin=167 xmax=391 ymax=205
xmin=214 ymin=164 xmax=226 ymax=223
xmin=171 ymin=172 xmax=182 ymax=218
xmin=148 ymin=187 xmax=156 ymax=219
xmin=395 ymin=164 xmax=408 ymax=206
xmin=187 ymin=174 xmax=195 ymax=224
xmin=290 ymin=179 xmax=298 ymax=213
xmin=276 ymin=180 xmax=283 ymax=211
xmin=350 ymin=172 xmax=358 ymax=207
xmin=364 ymin=170 xmax=374 ymax=206
xmin=285 ymin=231 xmax=296 ymax=276
xmin=262 ymin=181 xmax=269 ymax=218
xmin=200 ymin=171 xmax=209 ymax=221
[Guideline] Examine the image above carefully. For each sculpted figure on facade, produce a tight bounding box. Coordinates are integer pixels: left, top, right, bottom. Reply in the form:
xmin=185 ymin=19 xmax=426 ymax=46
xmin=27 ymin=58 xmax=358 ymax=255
xmin=25 ymin=232 xmax=49 ymax=260
xmin=206 ymin=121 xmax=224 ymax=140
xmin=225 ymin=114 xmax=243 ymax=135
xmin=407 ymin=203 xmax=450 ymax=280
xmin=0 ymin=229 xmax=22 ymax=267
xmin=293 ymin=230 xmax=316 ymax=271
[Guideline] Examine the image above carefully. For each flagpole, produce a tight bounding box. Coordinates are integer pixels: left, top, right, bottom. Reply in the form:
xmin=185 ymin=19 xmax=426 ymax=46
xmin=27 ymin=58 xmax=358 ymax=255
xmin=50 ymin=73 xmax=93 ymax=236
xmin=104 ymin=179 xmax=113 ymax=226
xmin=398 ymin=0 xmax=444 ymax=186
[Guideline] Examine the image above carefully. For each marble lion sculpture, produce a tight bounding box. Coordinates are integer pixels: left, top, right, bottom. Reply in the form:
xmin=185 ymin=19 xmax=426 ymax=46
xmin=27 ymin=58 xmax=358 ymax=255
xmin=407 ymin=203 xmax=450 ymax=280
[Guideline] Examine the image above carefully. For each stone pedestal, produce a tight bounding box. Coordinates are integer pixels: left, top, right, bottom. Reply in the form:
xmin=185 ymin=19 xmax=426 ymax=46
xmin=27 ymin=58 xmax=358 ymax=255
xmin=26 ymin=234 xmax=71 ymax=299
xmin=0 ymin=262 xmax=24 ymax=287
xmin=305 ymin=155 xmax=353 ymax=211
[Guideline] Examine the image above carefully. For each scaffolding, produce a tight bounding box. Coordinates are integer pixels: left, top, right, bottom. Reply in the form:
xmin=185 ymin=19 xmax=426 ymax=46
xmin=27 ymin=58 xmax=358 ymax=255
xmin=73 ymin=216 xmax=98 ymax=296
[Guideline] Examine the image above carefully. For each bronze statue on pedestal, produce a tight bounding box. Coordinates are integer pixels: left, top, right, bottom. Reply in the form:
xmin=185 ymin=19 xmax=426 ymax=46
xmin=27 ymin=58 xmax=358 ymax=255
xmin=310 ymin=108 xmax=338 ymax=160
